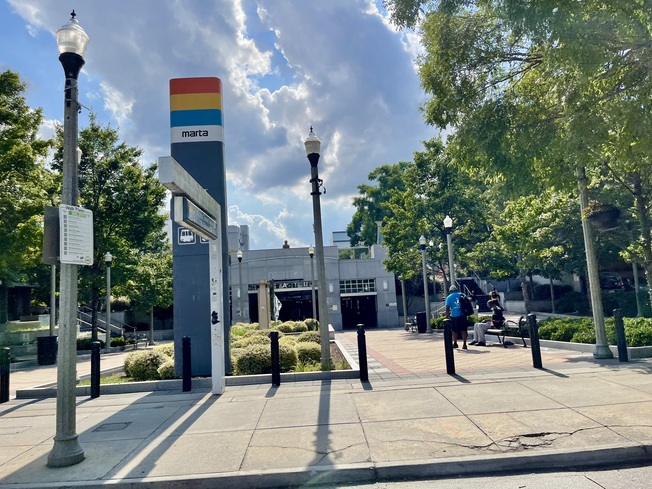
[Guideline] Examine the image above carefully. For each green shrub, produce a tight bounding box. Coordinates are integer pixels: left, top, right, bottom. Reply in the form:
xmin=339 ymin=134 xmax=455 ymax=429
xmin=76 ymin=337 xmax=105 ymax=350
xmin=276 ymin=321 xmax=294 ymax=333
xmin=293 ymin=360 xmax=321 ymax=372
xmin=232 ymin=335 xmax=270 ymax=349
xmin=124 ymin=350 xmax=167 ymax=381
xmin=297 ymin=331 xmax=321 ymax=344
xmin=292 ymin=321 xmax=308 ymax=332
xmin=279 ymin=336 xmax=297 ymax=347
xmin=233 ymin=344 xmax=271 ymax=375
xmin=296 ymin=342 xmax=321 ymax=364
xmin=537 ymin=316 xmax=652 ymax=347
xmin=153 ymin=343 xmax=174 ymax=357
xmin=157 ymin=359 xmax=176 ymax=380
xmin=279 ymin=343 xmax=298 ymax=372
xmin=230 ymin=322 xmax=258 ymax=337
xmin=305 ymin=318 xmax=319 ymax=331
xmin=110 ymin=336 xmax=126 ymax=347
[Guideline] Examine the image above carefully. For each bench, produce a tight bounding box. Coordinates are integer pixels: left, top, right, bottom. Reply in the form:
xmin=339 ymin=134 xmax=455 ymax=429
xmin=486 ymin=315 xmax=528 ymax=348
xmin=126 ymin=333 xmax=150 ymax=349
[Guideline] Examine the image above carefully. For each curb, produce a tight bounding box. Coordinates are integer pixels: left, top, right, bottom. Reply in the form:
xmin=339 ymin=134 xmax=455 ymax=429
xmin=15 ymin=368 xmax=361 ymax=399
xmin=2 ymin=444 xmax=650 ymax=489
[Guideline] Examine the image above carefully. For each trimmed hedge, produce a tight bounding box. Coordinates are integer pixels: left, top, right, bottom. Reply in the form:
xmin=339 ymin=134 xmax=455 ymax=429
xmin=296 ymin=342 xmax=321 ymax=364
xmin=538 ymin=316 xmax=652 ymax=347
xmin=124 ymin=350 xmax=168 ymax=381
xmin=297 ymin=331 xmax=321 ymax=344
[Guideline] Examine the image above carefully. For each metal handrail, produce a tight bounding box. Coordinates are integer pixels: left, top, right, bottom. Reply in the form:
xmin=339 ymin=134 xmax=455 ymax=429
xmin=77 ymin=306 xmax=135 ymax=336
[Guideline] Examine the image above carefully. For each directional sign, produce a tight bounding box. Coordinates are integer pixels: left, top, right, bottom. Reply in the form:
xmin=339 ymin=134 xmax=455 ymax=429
xmin=59 ymin=205 xmax=93 ymax=266
xmin=174 ymin=196 xmax=218 ymax=240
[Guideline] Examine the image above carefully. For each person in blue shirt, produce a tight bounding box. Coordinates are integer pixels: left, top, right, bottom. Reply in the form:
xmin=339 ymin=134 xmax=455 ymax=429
xmin=445 ymin=285 xmax=468 ymax=349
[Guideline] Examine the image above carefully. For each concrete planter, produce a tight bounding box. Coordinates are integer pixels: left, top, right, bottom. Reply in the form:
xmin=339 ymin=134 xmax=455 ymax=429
xmin=507 ymin=335 xmax=652 ymax=358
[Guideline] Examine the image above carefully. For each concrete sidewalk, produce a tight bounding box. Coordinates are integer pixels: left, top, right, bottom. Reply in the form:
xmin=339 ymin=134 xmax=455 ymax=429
xmin=1 ymin=329 xmax=652 ymax=488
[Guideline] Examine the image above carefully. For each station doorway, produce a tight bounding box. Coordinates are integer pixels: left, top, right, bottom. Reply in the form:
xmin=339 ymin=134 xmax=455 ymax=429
xmin=248 ymin=289 xmax=316 ymax=323
xmin=341 ymin=295 xmax=377 ymax=329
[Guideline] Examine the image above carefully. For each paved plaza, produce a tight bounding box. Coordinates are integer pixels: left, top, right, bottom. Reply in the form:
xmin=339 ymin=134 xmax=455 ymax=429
xmin=1 ymin=326 xmax=651 ymax=488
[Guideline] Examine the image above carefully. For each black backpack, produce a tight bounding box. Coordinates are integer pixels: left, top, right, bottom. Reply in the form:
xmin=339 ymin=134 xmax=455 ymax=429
xmin=459 ymin=294 xmax=474 ymax=316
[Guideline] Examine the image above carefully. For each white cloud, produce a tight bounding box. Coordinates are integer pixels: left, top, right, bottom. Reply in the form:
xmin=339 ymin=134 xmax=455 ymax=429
xmin=8 ymin=0 xmax=434 ymax=249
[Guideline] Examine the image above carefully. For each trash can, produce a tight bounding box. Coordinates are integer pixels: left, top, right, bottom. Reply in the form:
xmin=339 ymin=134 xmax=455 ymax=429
xmin=37 ymin=336 xmax=58 ymax=365
xmin=416 ymin=312 xmax=428 ymax=333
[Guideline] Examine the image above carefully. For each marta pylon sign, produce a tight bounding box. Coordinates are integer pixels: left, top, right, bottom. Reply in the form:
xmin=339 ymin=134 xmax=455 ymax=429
xmin=168 ymin=77 xmax=230 ymax=376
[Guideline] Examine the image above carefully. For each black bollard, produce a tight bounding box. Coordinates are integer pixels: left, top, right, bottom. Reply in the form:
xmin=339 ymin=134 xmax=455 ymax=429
xmin=90 ymin=341 xmax=101 ymax=399
xmin=270 ymin=331 xmax=281 ymax=386
xmin=614 ymin=309 xmax=628 ymax=362
xmin=182 ymin=336 xmax=192 ymax=392
xmin=443 ymin=319 xmax=455 ymax=375
xmin=1 ymin=347 xmax=10 ymax=403
xmin=357 ymin=324 xmax=369 ymax=382
xmin=527 ymin=314 xmax=543 ymax=369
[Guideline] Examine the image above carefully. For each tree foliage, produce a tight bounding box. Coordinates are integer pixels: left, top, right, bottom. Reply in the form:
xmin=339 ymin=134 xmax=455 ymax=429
xmin=348 ymin=162 xmax=410 ymax=246
xmin=0 ymin=70 xmax=53 ymax=285
xmin=51 ymin=115 xmax=168 ymax=321
xmin=386 ymin=0 xmax=652 ymax=305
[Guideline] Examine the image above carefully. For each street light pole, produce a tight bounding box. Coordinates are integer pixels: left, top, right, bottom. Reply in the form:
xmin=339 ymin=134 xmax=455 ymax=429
xmin=48 ymin=10 xmax=89 ymax=468
xmin=237 ymin=250 xmax=243 ymax=320
xmin=444 ymin=215 xmax=456 ymax=292
xmin=309 ymin=246 xmax=317 ymax=319
xmin=305 ymin=128 xmax=331 ymax=369
xmin=419 ymin=236 xmax=432 ymax=332
xmin=104 ymin=252 xmax=112 ymax=348
xmin=577 ymin=166 xmax=612 ymax=359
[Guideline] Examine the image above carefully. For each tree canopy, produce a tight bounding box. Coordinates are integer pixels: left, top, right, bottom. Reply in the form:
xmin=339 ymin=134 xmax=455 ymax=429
xmin=0 ymin=70 xmax=53 ymax=286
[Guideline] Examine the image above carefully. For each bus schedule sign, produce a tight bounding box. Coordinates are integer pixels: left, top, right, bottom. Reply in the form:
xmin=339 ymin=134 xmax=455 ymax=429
xmin=59 ymin=205 xmax=94 ymax=266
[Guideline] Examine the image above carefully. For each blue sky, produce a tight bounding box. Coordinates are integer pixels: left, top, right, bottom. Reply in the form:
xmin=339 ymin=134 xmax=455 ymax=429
xmin=1 ymin=0 xmax=435 ymax=250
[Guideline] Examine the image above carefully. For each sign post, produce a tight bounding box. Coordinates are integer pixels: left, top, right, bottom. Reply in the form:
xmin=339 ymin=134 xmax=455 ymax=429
xmin=159 ymin=157 xmax=224 ymax=394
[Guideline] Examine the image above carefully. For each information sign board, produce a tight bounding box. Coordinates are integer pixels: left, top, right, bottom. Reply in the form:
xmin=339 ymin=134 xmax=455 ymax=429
xmin=59 ymin=205 xmax=94 ymax=266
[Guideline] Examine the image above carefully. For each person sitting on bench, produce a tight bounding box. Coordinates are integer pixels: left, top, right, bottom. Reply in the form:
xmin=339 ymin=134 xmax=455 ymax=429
xmin=470 ymin=299 xmax=504 ymax=346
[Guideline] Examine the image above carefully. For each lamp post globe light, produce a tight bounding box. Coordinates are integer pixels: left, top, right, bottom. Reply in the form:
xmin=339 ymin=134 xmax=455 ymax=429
xmin=104 ymin=252 xmax=112 ymax=348
xmin=48 ymin=10 xmax=89 ymax=468
xmin=305 ymin=128 xmax=331 ymax=369
xmin=308 ymin=246 xmax=317 ymax=320
xmin=444 ymin=215 xmax=456 ymax=293
xmin=236 ymin=250 xmax=243 ymax=319
xmin=419 ymin=235 xmax=432 ymax=333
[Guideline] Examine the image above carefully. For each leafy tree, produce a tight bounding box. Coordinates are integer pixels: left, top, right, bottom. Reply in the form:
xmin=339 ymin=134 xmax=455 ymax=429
xmin=117 ymin=245 xmax=173 ymax=340
xmin=348 ymin=162 xmax=410 ymax=246
xmin=386 ymin=0 xmax=652 ymax=320
xmin=51 ymin=114 xmax=168 ymax=337
xmin=382 ymin=138 xmax=490 ymax=291
xmin=0 ymin=70 xmax=53 ymax=320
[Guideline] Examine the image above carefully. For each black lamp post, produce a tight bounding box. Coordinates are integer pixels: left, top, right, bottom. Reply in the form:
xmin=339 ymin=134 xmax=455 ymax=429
xmin=309 ymin=246 xmax=317 ymax=319
xmin=237 ymin=250 xmax=243 ymax=320
xmin=305 ymin=128 xmax=331 ymax=369
xmin=104 ymin=252 xmax=112 ymax=347
xmin=419 ymin=235 xmax=432 ymax=332
xmin=444 ymin=215 xmax=456 ymax=293
xmin=48 ymin=10 xmax=89 ymax=468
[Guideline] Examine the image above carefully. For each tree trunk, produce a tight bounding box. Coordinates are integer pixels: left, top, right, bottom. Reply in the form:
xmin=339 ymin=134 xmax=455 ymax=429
xmin=149 ymin=306 xmax=155 ymax=345
xmin=519 ymin=268 xmax=531 ymax=313
xmin=549 ymin=277 xmax=556 ymax=314
xmin=632 ymin=174 xmax=652 ymax=309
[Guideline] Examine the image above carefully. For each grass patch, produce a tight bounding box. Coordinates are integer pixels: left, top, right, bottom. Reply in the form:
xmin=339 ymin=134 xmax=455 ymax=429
xmin=77 ymin=372 xmax=131 ymax=385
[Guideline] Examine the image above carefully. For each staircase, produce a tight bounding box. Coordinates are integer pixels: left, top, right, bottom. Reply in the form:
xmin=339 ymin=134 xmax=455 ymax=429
xmin=457 ymin=277 xmax=491 ymax=313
